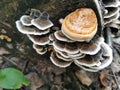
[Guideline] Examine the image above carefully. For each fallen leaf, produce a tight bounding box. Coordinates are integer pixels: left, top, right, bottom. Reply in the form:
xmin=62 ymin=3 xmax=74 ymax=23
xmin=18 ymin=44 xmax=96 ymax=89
xmin=54 ymin=75 xmax=62 ymax=85
xmin=100 ymin=71 xmax=108 ymax=87
xmin=26 ymin=72 xmax=45 ymax=90
xmin=75 ymin=70 xmax=92 ymax=86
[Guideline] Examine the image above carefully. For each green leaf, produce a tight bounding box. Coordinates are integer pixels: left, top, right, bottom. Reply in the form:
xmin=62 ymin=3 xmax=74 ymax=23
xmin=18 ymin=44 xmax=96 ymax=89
xmin=0 ymin=68 xmax=30 ymax=89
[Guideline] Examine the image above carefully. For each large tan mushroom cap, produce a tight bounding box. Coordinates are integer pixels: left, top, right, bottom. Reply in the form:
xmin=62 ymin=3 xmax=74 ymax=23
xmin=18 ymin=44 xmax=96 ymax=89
xmin=62 ymin=8 xmax=98 ymax=41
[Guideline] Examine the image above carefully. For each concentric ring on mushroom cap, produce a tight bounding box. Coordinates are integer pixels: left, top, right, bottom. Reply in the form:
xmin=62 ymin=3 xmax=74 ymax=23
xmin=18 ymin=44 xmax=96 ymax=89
xmin=74 ymin=49 xmax=104 ymax=68
xmin=102 ymin=0 xmax=120 ymax=7
xmin=56 ymin=52 xmax=73 ymax=61
xmin=27 ymin=34 xmax=50 ymax=45
xmin=20 ymin=15 xmax=32 ymax=26
xmin=50 ymin=52 xmax=72 ymax=68
xmin=89 ymin=42 xmax=113 ymax=70
xmin=81 ymin=42 xmax=113 ymax=71
xmin=49 ymin=34 xmax=56 ymax=41
xmin=16 ymin=21 xmax=50 ymax=35
xmin=104 ymin=7 xmax=119 ymax=18
xmin=31 ymin=18 xmax=53 ymax=30
xmin=62 ymin=8 xmax=98 ymax=41
xmin=77 ymin=37 xmax=104 ymax=55
xmin=102 ymin=0 xmax=120 ymax=25
xmin=54 ymin=47 xmax=85 ymax=60
xmin=104 ymin=12 xmax=119 ymax=25
xmin=33 ymin=44 xmax=47 ymax=55
xmin=53 ymin=40 xmax=80 ymax=54
xmin=54 ymin=30 xmax=74 ymax=42
xmin=109 ymin=22 xmax=120 ymax=29
xmin=74 ymin=55 xmax=101 ymax=67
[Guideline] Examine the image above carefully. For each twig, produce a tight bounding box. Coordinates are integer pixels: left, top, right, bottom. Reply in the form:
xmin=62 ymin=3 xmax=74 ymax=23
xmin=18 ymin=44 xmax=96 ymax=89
xmin=1 ymin=55 xmax=18 ymax=67
xmin=105 ymin=73 xmax=119 ymax=78
xmin=111 ymin=67 xmax=120 ymax=89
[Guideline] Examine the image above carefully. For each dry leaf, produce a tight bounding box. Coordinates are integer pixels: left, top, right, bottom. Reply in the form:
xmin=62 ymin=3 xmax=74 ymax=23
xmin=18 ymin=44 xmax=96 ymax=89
xmin=75 ymin=70 xmax=92 ymax=86
xmin=26 ymin=72 xmax=45 ymax=90
xmin=100 ymin=71 xmax=108 ymax=87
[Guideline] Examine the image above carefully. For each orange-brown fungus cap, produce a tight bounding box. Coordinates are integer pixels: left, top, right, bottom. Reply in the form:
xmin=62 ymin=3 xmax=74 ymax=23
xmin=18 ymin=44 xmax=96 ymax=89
xmin=62 ymin=8 xmax=98 ymax=41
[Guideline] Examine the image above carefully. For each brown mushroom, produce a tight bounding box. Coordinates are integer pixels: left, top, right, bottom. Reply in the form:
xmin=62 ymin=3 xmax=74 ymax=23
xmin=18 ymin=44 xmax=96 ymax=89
xmin=20 ymin=15 xmax=32 ymax=26
xmin=27 ymin=34 xmax=50 ymax=45
xmin=61 ymin=8 xmax=98 ymax=41
xmin=74 ymin=55 xmax=101 ymax=67
xmin=50 ymin=52 xmax=72 ymax=68
xmin=77 ymin=37 xmax=104 ymax=55
xmin=54 ymin=30 xmax=74 ymax=42
xmin=102 ymin=0 xmax=120 ymax=8
xmin=54 ymin=47 xmax=85 ymax=60
xmin=102 ymin=0 xmax=120 ymax=25
xmin=74 ymin=42 xmax=113 ymax=72
xmin=33 ymin=44 xmax=47 ymax=55
xmin=31 ymin=12 xmax=53 ymax=30
xmin=90 ymin=42 xmax=113 ymax=70
xmin=16 ymin=21 xmax=50 ymax=35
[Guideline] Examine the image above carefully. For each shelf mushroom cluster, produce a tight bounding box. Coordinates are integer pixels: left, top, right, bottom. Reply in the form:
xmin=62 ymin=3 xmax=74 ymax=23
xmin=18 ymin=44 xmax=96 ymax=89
xmin=15 ymin=0 xmax=120 ymax=72
xmin=102 ymin=0 xmax=120 ymax=29
xmin=50 ymin=8 xmax=113 ymax=72
xmin=16 ymin=9 xmax=53 ymax=55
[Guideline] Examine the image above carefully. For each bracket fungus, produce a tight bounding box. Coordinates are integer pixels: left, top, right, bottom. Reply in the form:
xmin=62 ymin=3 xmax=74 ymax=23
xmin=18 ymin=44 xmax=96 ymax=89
xmin=15 ymin=0 xmax=120 ymax=72
xmin=20 ymin=15 xmax=32 ymax=26
xmin=62 ymin=8 xmax=98 ymax=41
xmin=31 ymin=12 xmax=53 ymax=30
xmin=33 ymin=44 xmax=47 ymax=55
xmin=15 ymin=9 xmax=54 ymax=54
xmin=102 ymin=0 xmax=120 ymax=29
